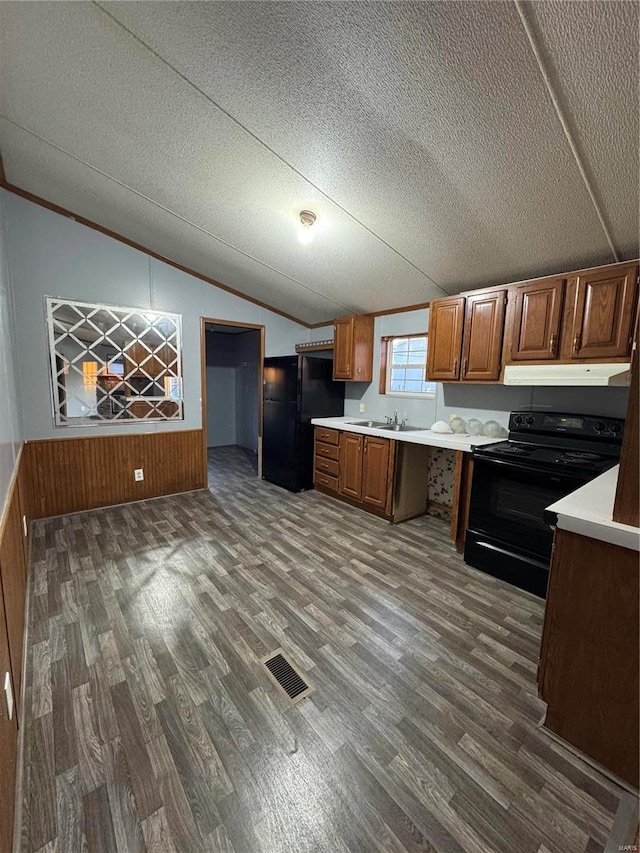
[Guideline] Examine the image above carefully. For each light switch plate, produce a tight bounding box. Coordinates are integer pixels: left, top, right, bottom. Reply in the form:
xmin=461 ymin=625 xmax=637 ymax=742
xmin=4 ymin=671 xmax=13 ymax=721
xmin=359 ymin=403 xmax=365 ymax=413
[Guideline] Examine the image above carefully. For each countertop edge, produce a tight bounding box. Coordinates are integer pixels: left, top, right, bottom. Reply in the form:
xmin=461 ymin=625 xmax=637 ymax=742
xmin=311 ymin=417 xmax=504 ymax=452
xmin=546 ymin=466 xmax=640 ymax=552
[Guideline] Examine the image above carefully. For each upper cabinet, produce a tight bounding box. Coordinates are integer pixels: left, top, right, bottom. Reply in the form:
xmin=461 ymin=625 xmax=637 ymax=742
xmin=564 ymin=264 xmax=638 ymax=360
xmin=461 ymin=290 xmax=507 ymax=381
xmin=426 ymin=297 xmax=465 ymax=381
xmin=426 ymin=260 xmax=639 ymax=382
xmin=333 ymin=314 xmax=374 ymax=381
xmin=507 ymin=278 xmax=565 ymax=362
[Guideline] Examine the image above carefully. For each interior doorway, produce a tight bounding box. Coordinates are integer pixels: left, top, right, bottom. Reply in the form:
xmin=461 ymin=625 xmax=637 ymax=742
xmin=200 ymin=318 xmax=264 ymax=487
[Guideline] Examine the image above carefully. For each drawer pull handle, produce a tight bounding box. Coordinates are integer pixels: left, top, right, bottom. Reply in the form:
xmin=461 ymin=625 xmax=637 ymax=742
xmin=549 ymin=333 xmax=557 ymax=355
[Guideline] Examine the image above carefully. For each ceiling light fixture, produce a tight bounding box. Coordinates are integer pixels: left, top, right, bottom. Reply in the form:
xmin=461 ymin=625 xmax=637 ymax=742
xmin=298 ymin=209 xmax=317 ymax=245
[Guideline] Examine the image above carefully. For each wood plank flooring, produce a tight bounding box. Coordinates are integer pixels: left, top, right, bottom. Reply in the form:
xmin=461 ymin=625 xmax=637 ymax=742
xmin=17 ymin=446 xmax=635 ymax=852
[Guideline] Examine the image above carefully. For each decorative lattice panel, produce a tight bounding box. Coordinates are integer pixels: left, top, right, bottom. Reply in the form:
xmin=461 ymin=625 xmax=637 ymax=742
xmin=46 ymin=297 xmax=184 ymax=426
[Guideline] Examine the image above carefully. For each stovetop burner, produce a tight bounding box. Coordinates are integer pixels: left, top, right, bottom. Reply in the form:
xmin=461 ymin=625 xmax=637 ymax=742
xmin=475 ymin=439 xmax=617 ymax=473
xmin=498 ymin=445 xmax=531 ymax=455
xmin=559 ymin=451 xmax=601 ymax=461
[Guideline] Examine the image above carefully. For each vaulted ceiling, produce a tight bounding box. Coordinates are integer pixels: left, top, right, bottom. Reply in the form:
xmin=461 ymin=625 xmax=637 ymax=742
xmin=0 ymin=1 xmax=637 ymax=325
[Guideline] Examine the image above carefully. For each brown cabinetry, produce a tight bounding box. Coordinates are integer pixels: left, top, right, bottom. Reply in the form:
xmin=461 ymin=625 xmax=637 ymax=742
xmin=314 ymin=428 xmax=395 ymax=517
xmin=539 ymin=528 xmax=638 ymax=787
xmin=314 ymin=429 xmax=341 ymax=493
xmin=426 ymin=297 xmax=465 ymax=381
xmin=361 ymin=437 xmax=391 ymax=509
xmin=427 ymin=260 xmax=638 ymax=381
xmin=564 ymin=263 xmax=638 ymax=360
xmin=461 ymin=290 xmax=507 ymax=381
xmin=338 ymin=433 xmax=364 ymax=500
xmin=333 ymin=314 xmax=374 ymax=381
xmin=508 ymin=278 xmax=564 ymax=361
xmin=426 ymin=290 xmax=506 ymax=382
xmin=314 ymin=427 xmax=432 ymax=524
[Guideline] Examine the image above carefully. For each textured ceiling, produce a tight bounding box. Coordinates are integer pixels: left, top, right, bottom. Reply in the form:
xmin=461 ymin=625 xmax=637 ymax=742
xmin=0 ymin=1 xmax=637 ymax=325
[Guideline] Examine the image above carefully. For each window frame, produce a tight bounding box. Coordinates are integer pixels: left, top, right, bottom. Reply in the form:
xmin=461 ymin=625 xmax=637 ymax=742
xmin=379 ymin=333 xmax=436 ymax=398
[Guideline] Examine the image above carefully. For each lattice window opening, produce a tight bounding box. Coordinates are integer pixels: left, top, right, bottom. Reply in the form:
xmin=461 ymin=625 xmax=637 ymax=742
xmin=46 ymin=298 xmax=184 ymax=426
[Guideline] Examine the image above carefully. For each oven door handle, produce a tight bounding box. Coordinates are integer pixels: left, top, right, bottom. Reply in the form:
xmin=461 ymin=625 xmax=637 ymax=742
xmin=472 ymin=454 xmax=571 ymax=480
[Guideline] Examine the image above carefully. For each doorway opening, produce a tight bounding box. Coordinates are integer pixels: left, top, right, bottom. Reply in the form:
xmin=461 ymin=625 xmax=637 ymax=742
xmin=201 ymin=318 xmax=264 ymax=489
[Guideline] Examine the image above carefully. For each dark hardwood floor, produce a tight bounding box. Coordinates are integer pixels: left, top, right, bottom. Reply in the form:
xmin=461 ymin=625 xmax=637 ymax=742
xmin=17 ymin=446 xmax=635 ymax=852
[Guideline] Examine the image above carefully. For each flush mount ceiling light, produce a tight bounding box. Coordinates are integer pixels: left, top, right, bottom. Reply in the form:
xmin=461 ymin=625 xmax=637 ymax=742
xmin=298 ymin=209 xmax=317 ymax=245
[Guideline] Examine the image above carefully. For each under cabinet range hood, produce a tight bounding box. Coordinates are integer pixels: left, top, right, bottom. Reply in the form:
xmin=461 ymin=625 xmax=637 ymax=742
xmin=503 ymin=363 xmax=632 ymax=387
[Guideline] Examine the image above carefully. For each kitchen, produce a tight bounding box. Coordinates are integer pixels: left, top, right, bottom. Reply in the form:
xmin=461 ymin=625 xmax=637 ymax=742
xmin=0 ymin=2 xmax=639 ymax=852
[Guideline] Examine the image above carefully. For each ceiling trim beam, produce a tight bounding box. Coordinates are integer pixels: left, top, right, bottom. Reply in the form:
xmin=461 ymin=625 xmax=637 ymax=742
xmin=0 ymin=174 xmax=317 ymax=328
xmin=514 ymin=0 xmax=620 ymax=262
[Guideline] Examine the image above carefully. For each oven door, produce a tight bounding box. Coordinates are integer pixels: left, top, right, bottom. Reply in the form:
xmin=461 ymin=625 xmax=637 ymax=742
xmin=467 ymin=456 xmax=588 ymax=562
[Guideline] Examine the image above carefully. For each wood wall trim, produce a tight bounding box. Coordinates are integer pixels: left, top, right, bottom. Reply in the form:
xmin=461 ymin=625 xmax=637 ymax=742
xmin=0 ymin=180 xmax=312 ymax=329
xmin=23 ymin=429 xmax=206 ymax=520
xmin=0 ymin=454 xmax=29 ymax=713
xmin=0 ymin=444 xmax=23 ymax=544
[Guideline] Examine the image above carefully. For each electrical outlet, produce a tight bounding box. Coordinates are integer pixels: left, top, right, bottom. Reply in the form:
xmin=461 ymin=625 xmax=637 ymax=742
xmin=134 ymin=468 xmax=144 ymax=482
xmin=4 ymin=671 xmax=13 ymax=720
xmin=450 ymin=412 xmax=458 ymax=421
xmin=359 ymin=403 xmax=365 ymax=413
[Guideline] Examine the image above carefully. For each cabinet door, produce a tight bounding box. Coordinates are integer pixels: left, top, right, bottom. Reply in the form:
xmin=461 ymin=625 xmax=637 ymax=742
xmin=338 ymin=433 xmax=363 ymax=499
xmin=362 ymin=437 xmax=391 ymax=510
xmin=509 ymin=278 xmax=564 ymax=361
xmin=570 ymin=265 xmax=638 ymax=359
xmin=333 ymin=317 xmax=354 ymax=380
xmin=426 ymin=297 xmax=465 ymax=381
xmin=461 ymin=290 xmax=507 ymax=381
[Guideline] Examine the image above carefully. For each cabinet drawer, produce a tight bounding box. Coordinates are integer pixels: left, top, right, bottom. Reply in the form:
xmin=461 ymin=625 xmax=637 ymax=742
xmin=314 ymin=456 xmax=339 ymax=477
xmin=315 ymin=428 xmax=339 ymax=445
xmin=315 ymin=442 xmax=339 ymax=461
xmin=314 ymin=471 xmax=339 ymax=491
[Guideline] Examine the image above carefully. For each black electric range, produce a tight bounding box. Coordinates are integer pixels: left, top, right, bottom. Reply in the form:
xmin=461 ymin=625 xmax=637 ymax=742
xmin=464 ymin=411 xmax=624 ymax=597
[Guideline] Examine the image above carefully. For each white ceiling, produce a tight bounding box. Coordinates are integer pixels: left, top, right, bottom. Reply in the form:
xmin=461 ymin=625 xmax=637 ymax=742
xmin=0 ymin=1 xmax=637 ymax=325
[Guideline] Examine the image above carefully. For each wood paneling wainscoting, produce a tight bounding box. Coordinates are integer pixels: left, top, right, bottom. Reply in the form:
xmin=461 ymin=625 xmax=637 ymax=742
xmin=0 ymin=447 xmax=30 ymax=853
xmin=23 ymin=429 xmax=207 ymax=520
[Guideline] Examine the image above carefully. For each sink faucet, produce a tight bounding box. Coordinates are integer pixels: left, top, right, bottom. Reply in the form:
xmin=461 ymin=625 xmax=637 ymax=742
xmin=393 ymin=409 xmax=399 ymax=424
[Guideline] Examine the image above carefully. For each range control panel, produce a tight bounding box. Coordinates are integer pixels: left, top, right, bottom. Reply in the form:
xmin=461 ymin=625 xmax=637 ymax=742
xmin=509 ymin=411 xmax=624 ymax=441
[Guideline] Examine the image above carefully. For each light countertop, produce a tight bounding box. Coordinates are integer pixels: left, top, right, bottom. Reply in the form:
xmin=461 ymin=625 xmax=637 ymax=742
xmin=311 ymin=416 xmax=503 ymax=453
xmin=546 ymin=465 xmax=640 ymax=552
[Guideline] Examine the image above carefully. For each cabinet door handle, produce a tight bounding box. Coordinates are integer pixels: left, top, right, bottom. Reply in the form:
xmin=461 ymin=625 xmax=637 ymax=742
xmin=453 ymin=358 xmax=458 ymax=376
xmin=462 ymin=358 xmax=468 ymax=377
xmin=549 ymin=333 xmax=557 ymax=355
xmin=573 ymin=333 xmax=581 ymax=354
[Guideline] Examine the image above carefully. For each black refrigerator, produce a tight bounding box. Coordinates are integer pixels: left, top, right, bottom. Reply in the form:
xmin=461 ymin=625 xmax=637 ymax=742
xmin=263 ymin=355 xmax=345 ymax=492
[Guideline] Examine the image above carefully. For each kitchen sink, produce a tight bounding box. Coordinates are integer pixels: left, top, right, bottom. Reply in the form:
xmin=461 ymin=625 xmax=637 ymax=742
xmin=380 ymin=424 xmax=425 ymax=432
xmin=347 ymin=420 xmax=388 ymax=428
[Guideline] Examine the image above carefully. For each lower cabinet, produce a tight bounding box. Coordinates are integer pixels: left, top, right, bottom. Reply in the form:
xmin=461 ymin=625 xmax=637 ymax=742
xmin=538 ymin=528 xmax=638 ymax=787
xmin=338 ymin=433 xmax=364 ymax=501
xmin=314 ymin=427 xmax=430 ymax=523
xmin=339 ymin=433 xmax=393 ymax=515
xmin=360 ymin=436 xmax=391 ymax=510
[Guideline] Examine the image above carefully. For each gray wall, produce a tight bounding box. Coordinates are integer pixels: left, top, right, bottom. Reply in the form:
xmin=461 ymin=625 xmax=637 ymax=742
xmin=4 ymin=191 xmax=311 ymax=441
xmin=0 ymin=191 xmax=22 ymax=517
xmin=344 ymin=309 xmax=630 ymax=427
xmin=205 ymin=329 xmax=259 ymax=452
xmin=206 ymin=365 xmax=236 ymax=447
